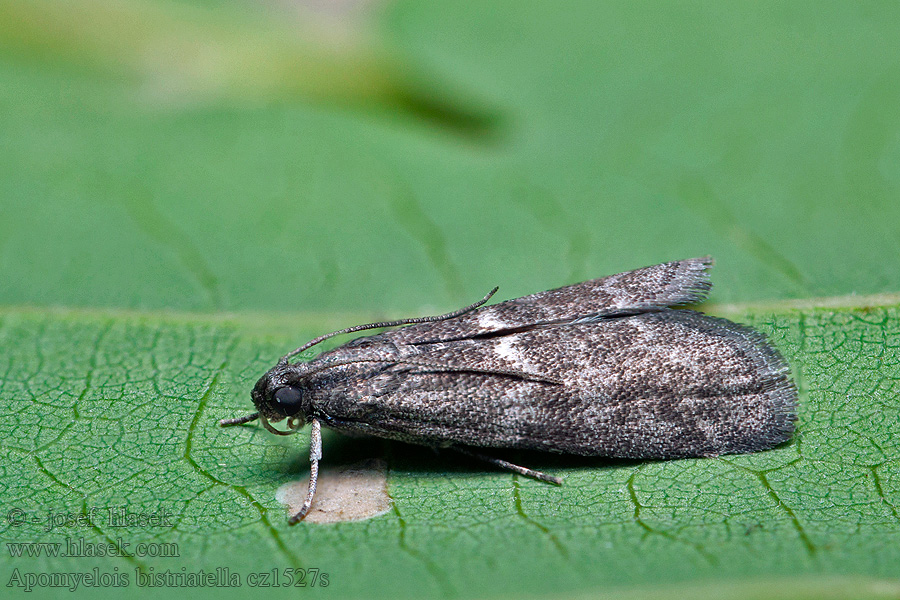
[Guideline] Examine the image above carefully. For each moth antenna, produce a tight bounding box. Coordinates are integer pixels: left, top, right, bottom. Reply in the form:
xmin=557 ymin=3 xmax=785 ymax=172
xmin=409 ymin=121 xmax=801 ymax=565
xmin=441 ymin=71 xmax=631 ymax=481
xmin=218 ymin=413 xmax=259 ymax=427
xmin=289 ymin=418 xmax=322 ymax=525
xmin=279 ymin=287 xmax=500 ymax=364
xmin=452 ymin=447 xmax=563 ymax=485
xmin=304 ymin=357 xmax=564 ymax=385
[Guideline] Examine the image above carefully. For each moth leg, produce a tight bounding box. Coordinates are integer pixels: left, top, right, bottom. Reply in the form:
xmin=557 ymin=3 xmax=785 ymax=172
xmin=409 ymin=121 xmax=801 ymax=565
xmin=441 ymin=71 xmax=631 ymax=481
xmin=451 ymin=447 xmax=563 ymax=485
xmin=288 ymin=418 xmax=322 ymax=525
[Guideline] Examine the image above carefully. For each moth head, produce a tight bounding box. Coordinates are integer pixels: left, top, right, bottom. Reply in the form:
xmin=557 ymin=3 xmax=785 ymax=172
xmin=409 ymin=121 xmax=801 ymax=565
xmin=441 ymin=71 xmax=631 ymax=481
xmin=248 ymin=364 xmax=311 ymax=435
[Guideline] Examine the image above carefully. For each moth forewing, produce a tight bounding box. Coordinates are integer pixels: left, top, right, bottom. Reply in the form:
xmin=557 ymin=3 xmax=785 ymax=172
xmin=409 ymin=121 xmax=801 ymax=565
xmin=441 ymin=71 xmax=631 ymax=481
xmin=219 ymin=257 xmax=798 ymax=524
xmin=387 ymin=255 xmax=714 ymax=344
xmin=314 ymin=310 xmax=795 ymax=458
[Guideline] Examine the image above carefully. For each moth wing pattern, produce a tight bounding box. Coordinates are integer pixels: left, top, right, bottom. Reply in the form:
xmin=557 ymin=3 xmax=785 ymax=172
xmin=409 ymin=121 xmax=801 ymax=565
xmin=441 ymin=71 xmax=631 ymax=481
xmin=387 ymin=256 xmax=714 ymax=344
xmin=232 ymin=256 xmax=800 ymax=523
xmin=313 ymin=309 xmax=797 ymax=459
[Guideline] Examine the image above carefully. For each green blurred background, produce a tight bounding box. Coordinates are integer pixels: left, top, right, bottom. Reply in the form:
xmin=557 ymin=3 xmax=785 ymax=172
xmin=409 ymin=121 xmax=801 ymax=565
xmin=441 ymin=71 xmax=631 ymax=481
xmin=3 ymin=0 xmax=899 ymax=314
xmin=2 ymin=1 xmax=900 ymax=599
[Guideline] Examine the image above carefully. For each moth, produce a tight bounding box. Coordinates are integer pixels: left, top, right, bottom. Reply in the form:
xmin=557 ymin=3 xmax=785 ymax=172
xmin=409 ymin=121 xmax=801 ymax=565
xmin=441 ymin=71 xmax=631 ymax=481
xmin=220 ymin=257 xmax=797 ymax=523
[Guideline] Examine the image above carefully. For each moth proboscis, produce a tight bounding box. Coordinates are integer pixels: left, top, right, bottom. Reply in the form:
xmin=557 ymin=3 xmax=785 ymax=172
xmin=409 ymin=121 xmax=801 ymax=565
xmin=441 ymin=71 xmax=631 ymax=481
xmin=220 ymin=257 xmax=797 ymax=524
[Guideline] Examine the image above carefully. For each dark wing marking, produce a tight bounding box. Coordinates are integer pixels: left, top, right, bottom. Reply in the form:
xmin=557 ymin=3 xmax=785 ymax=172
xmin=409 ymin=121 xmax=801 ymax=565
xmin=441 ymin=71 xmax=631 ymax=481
xmin=386 ymin=257 xmax=714 ymax=344
xmin=317 ymin=309 xmax=797 ymax=459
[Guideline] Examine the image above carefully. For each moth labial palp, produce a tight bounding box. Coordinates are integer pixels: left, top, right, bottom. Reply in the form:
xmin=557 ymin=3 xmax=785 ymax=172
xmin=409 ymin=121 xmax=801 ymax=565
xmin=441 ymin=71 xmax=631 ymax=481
xmin=219 ymin=256 xmax=798 ymax=524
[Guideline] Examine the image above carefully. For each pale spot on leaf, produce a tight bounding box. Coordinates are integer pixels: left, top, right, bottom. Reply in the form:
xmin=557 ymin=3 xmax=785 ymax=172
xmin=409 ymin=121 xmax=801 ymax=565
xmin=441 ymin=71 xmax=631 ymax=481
xmin=276 ymin=459 xmax=391 ymax=524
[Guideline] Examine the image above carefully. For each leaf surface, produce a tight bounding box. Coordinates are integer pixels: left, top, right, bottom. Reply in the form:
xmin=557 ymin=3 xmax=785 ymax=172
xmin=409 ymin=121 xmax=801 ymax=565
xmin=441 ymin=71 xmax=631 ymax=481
xmin=1 ymin=1 xmax=899 ymax=598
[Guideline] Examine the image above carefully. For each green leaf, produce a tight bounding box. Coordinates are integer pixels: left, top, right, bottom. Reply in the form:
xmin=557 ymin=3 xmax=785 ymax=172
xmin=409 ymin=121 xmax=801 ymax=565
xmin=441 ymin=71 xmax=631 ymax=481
xmin=1 ymin=304 xmax=899 ymax=599
xmin=2 ymin=0 xmax=900 ymax=313
xmin=1 ymin=0 xmax=899 ymax=598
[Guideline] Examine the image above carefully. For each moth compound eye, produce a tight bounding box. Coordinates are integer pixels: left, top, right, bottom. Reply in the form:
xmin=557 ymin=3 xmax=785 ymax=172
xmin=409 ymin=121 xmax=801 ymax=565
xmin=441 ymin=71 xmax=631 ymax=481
xmin=273 ymin=386 xmax=304 ymax=416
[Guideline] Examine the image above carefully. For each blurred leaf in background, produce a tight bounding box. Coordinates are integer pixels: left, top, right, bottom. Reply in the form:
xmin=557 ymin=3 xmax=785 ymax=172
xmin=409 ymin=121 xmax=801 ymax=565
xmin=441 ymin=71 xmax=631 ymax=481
xmin=0 ymin=1 xmax=899 ymax=599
